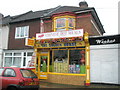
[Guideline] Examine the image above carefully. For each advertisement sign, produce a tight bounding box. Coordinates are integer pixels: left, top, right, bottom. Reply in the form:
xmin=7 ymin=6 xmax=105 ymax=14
xmin=36 ymin=29 xmax=83 ymax=40
xmin=36 ymin=41 xmax=85 ymax=48
xmin=27 ymin=52 xmax=36 ymax=68
xmin=25 ymin=38 xmax=35 ymax=46
xmin=89 ymin=34 xmax=120 ymax=45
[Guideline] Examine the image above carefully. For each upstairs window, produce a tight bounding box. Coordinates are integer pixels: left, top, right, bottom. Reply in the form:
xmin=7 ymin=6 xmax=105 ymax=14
xmin=15 ymin=26 xmax=29 ymax=39
xmin=54 ymin=16 xmax=75 ymax=32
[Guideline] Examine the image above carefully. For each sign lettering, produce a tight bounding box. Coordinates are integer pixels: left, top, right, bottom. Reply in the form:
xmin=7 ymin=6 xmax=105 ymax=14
xmin=36 ymin=29 xmax=83 ymax=40
xmin=36 ymin=41 xmax=85 ymax=48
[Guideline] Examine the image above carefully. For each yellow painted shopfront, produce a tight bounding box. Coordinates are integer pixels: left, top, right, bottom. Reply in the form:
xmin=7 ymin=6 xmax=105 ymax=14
xmin=27 ymin=30 xmax=90 ymax=86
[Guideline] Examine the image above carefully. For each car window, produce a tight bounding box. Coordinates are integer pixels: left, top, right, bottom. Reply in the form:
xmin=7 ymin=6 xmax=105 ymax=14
xmin=21 ymin=69 xmax=37 ymax=78
xmin=0 ymin=68 xmax=4 ymax=76
xmin=3 ymin=69 xmax=16 ymax=77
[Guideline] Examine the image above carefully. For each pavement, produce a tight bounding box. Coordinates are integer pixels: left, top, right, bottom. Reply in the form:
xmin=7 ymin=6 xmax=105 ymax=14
xmin=39 ymin=81 xmax=120 ymax=89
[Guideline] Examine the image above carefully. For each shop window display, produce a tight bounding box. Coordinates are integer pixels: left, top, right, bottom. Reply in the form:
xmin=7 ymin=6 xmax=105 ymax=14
xmin=53 ymin=50 xmax=68 ymax=73
xmin=50 ymin=49 xmax=86 ymax=74
xmin=69 ymin=50 xmax=85 ymax=74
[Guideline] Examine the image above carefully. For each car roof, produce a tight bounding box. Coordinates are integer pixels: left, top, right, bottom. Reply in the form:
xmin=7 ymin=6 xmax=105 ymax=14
xmin=0 ymin=67 xmax=30 ymax=70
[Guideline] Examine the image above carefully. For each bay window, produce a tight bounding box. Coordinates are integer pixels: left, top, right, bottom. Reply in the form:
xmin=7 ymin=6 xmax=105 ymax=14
xmin=54 ymin=16 xmax=75 ymax=31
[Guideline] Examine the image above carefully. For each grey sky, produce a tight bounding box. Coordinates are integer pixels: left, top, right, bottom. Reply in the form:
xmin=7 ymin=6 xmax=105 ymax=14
xmin=0 ymin=0 xmax=119 ymax=35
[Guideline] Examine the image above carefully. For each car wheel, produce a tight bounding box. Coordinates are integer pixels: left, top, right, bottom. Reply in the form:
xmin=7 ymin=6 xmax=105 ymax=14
xmin=7 ymin=86 xmax=17 ymax=90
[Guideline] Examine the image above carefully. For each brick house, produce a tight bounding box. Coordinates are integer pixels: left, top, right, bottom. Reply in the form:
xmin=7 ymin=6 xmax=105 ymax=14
xmin=2 ymin=1 xmax=105 ymax=85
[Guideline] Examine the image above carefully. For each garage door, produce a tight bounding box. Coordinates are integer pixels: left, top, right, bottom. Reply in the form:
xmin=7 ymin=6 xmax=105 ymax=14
xmin=90 ymin=45 xmax=118 ymax=84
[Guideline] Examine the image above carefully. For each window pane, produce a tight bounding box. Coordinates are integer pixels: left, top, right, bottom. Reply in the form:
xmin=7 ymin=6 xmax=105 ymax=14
xmin=53 ymin=50 xmax=68 ymax=73
xmin=3 ymin=69 xmax=16 ymax=77
xmin=5 ymin=53 xmax=12 ymax=56
xmin=56 ymin=28 xmax=66 ymax=31
xmin=27 ymin=52 xmax=33 ymax=56
xmin=24 ymin=52 xmax=26 ymax=56
xmin=4 ymin=57 xmax=12 ymax=67
xmin=23 ymin=57 xmax=26 ymax=66
xmin=15 ymin=27 xmax=20 ymax=37
xmin=69 ymin=50 xmax=85 ymax=74
xmin=68 ymin=18 xmax=74 ymax=27
xmin=13 ymin=57 xmax=21 ymax=67
xmin=20 ymin=27 xmax=24 ymax=37
xmin=21 ymin=69 xmax=37 ymax=78
xmin=24 ymin=26 xmax=29 ymax=37
xmin=40 ymin=56 xmax=48 ymax=72
xmin=14 ymin=53 xmax=21 ymax=56
xmin=56 ymin=18 xmax=66 ymax=28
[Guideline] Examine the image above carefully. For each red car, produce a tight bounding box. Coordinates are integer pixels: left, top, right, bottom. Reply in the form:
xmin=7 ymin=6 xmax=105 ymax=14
xmin=0 ymin=67 xmax=39 ymax=90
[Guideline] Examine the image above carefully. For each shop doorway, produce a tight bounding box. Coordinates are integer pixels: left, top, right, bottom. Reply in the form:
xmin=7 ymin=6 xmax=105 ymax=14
xmin=38 ymin=53 xmax=48 ymax=79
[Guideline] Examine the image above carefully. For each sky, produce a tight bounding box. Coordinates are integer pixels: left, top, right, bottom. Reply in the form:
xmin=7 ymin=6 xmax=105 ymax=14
xmin=0 ymin=0 xmax=119 ymax=35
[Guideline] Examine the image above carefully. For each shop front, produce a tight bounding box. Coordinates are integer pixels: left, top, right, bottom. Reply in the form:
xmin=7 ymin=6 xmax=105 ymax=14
xmin=26 ymin=29 xmax=90 ymax=86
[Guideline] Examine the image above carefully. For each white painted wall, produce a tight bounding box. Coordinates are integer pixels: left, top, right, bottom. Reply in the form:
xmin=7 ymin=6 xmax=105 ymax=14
xmin=0 ymin=29 xmax=2 ymax=66
xmin=90 ymin=44 xmax=119 ymax=84
xmin=118 ymin=45 xmax=120 ymax=84
xmin=0 ymin=25 xmax=9 ymax=66
xmin=1 ymin=26 xmax=9 ymax=49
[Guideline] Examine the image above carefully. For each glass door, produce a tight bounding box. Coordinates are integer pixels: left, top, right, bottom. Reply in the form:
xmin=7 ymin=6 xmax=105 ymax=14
xmin=38 ymin=53 xmax=48 ymax=79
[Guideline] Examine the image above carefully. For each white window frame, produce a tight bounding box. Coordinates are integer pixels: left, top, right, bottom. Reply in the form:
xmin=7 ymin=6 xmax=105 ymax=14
xmin=3 ymin=51 xmax=33 ymax=68
xmin=15 ymin=26 xmax=29 ymax=39
xmin=3 ymin=52 xmax=22 ymax=67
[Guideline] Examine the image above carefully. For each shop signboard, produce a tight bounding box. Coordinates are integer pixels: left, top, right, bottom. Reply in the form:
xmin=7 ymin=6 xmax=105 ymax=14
xmin=89 ymin=34 xmax=120 ymax=45
xmin=25 ymin=38 xmax=35 ymax=46
xmin=36 ymin=41 xmax=85 ymax=48
xmin=36 ymin=29 xmax=83 ymax=40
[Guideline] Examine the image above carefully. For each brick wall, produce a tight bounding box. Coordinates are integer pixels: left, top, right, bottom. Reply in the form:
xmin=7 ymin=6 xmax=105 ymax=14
xmin=8 ymin=19 xmax=40 ymax=49
xmin=43 ymin=74 xmax=86 ymax=85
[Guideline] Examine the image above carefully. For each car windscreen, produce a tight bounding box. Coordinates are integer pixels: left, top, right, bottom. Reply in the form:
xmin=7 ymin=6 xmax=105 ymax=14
xmin=20 ymin=69 xmax=37 ymax=78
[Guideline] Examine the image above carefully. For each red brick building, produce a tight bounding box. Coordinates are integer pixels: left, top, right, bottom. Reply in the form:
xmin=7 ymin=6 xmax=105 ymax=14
xmin=3 ymin=1 xmax=105 ymax=85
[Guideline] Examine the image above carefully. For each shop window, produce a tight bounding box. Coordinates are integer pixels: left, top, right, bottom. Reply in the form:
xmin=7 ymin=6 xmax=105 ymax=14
xmin=69 ymin=50 xmax=85 ymax=74
xmin=53 ymin=50 xmax=68 ymax=73
xmin=15 ymin=26 xmax=29 ymax=39
xmin=49 ymin=49 xmax=86 ymax=74
xmin=54 ymin=16 xmax=75 ymax=31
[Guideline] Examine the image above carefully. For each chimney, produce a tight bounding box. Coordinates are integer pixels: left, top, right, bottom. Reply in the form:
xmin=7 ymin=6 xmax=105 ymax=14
xmin=79 ymin=1 xmax=88 ymax=8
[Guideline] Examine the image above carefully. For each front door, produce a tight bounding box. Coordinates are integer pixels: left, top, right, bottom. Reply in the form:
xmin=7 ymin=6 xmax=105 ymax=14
xmin=38 ymin=53 xmax=48 ymax=79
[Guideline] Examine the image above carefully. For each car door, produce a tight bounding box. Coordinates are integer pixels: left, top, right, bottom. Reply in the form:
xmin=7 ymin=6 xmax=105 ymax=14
xmin=2 ymin=68 xmax=17 ymax=89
